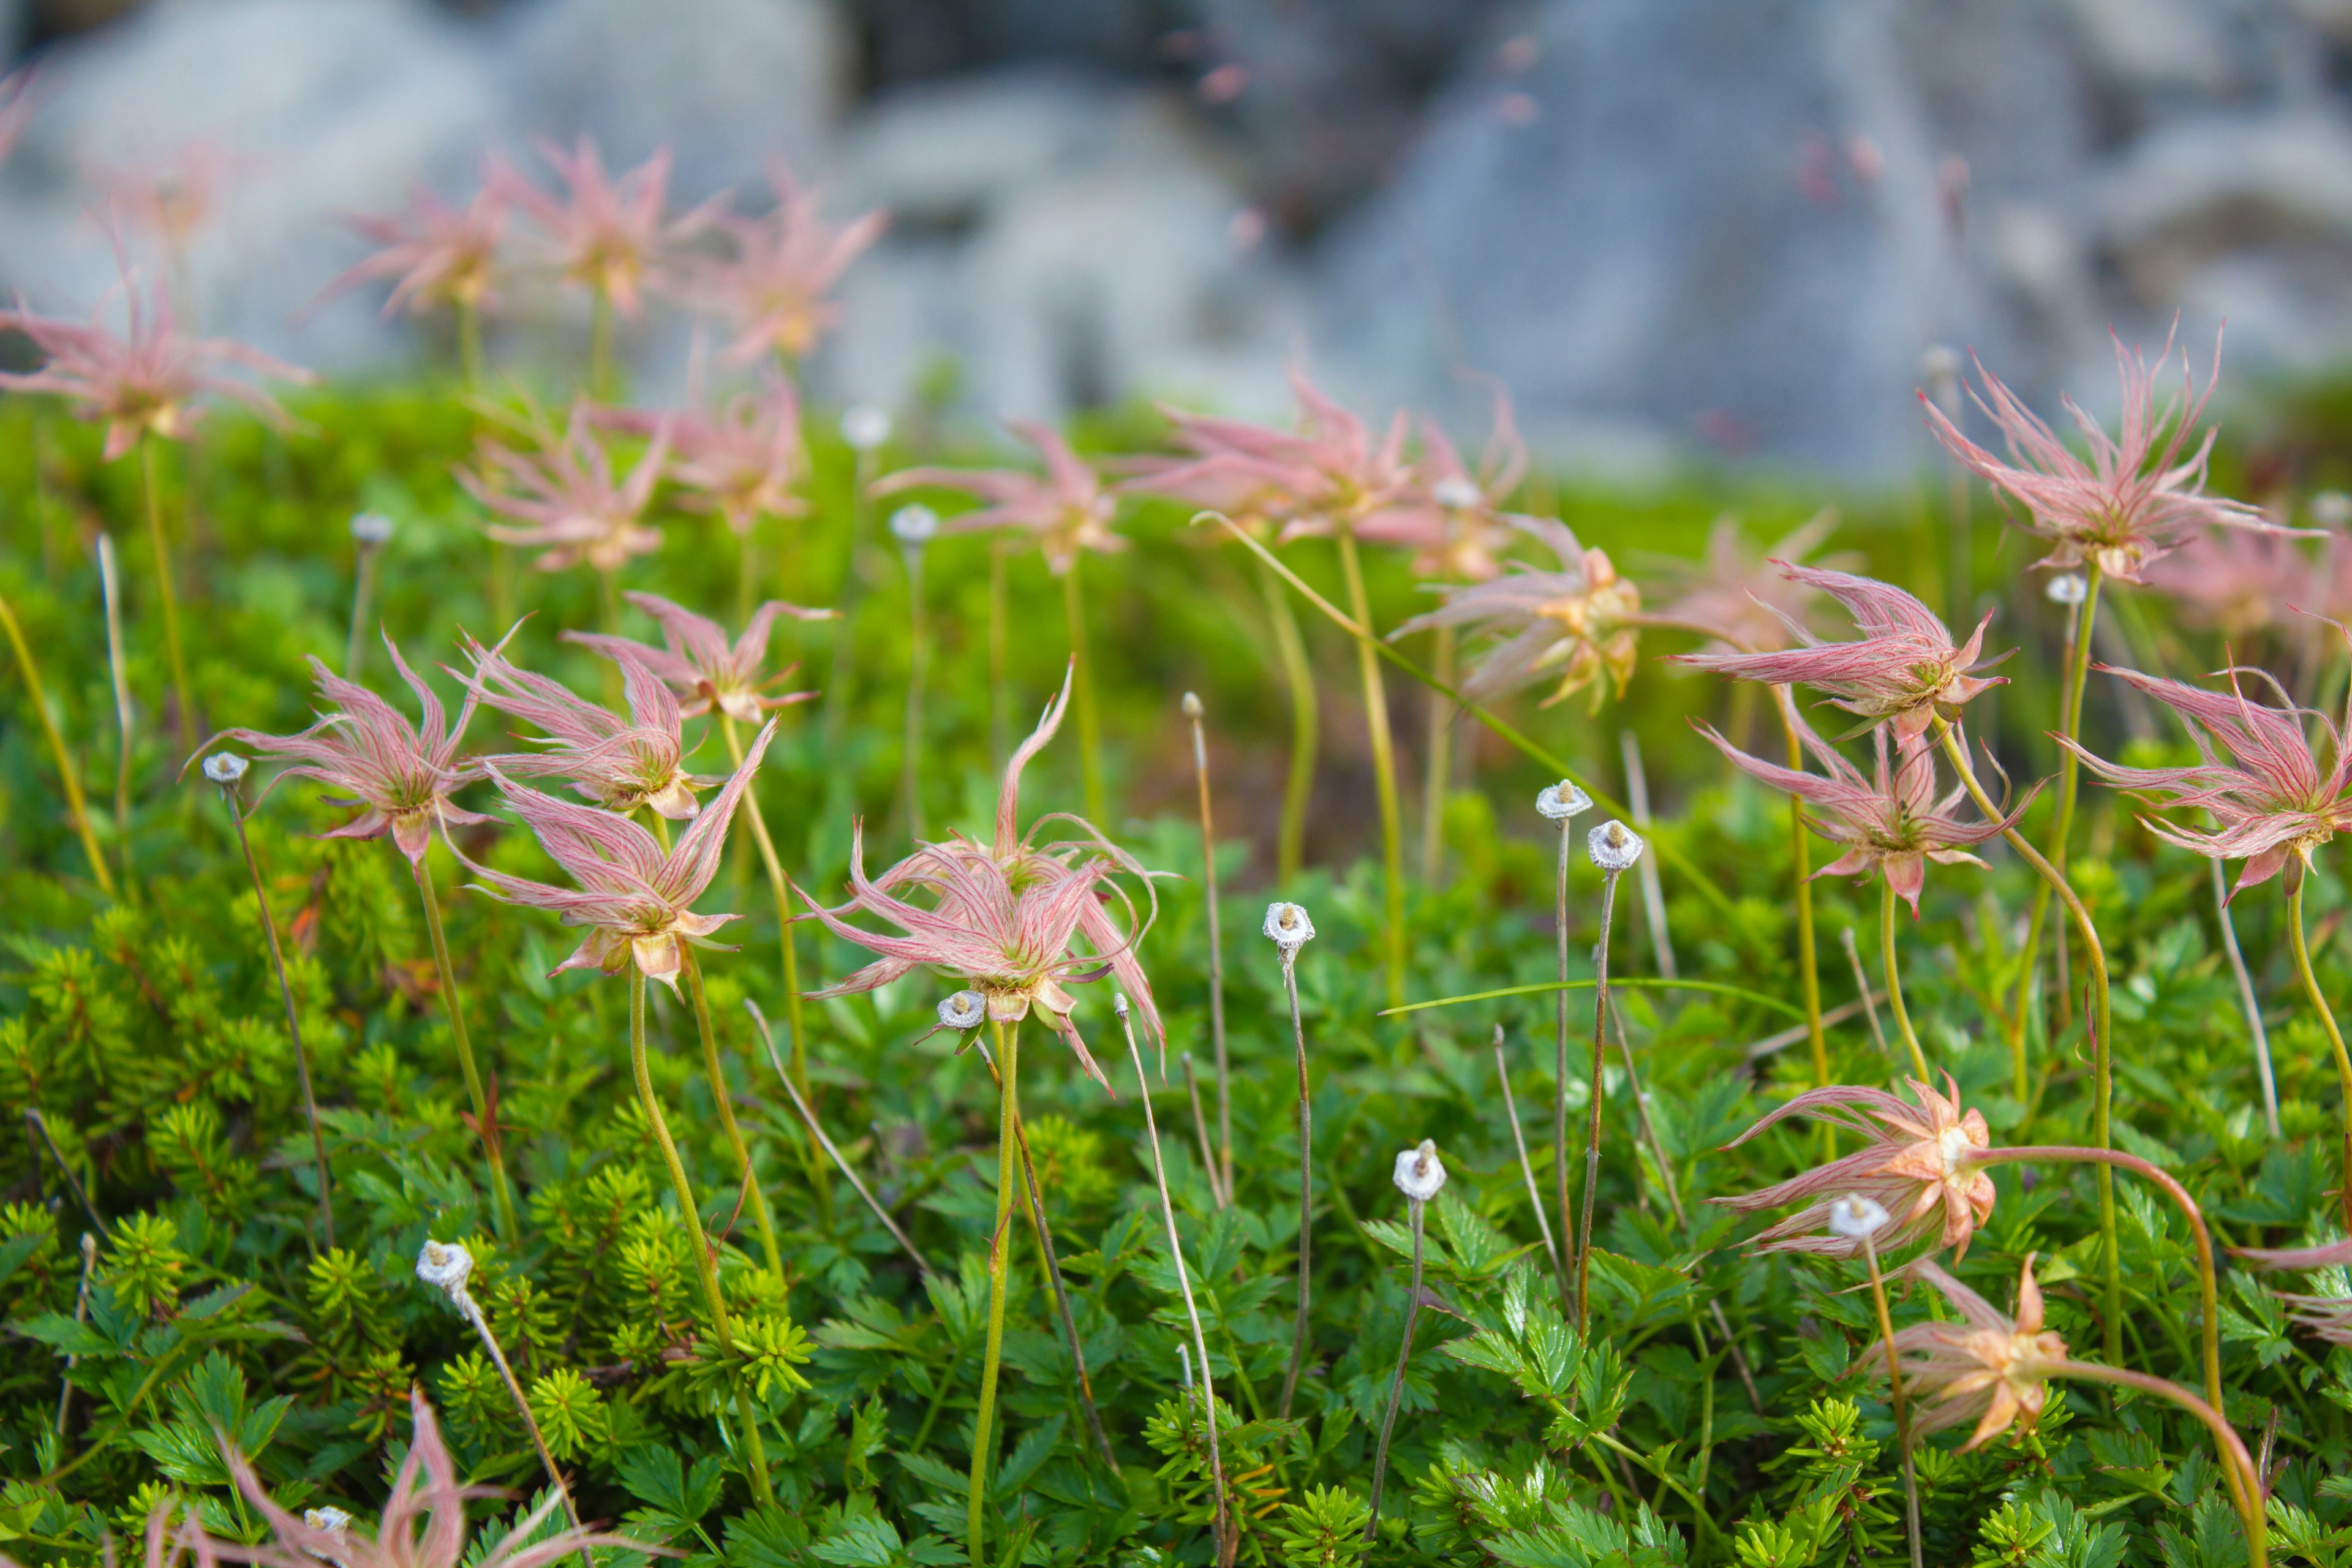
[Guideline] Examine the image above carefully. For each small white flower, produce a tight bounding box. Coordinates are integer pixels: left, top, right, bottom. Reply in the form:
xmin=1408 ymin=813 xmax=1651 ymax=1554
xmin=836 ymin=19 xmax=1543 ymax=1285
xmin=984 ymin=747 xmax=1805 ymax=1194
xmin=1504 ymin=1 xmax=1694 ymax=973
xmin=304 ymin=1509 xmax=352 ymax=1535
xmin=1264 ymin=901 xmax=1315 ymax=957
xmin=1115 ymin=990 xmax=1131 ymax=1019
xmin=2315 ymin=490 xmax=2352 ymax=529
xmin=2044 ymin=573 xmax=2088 ymax=607
xmin=1587 ymin=819 xmax=1645 ymax=872
xmin=1918 ymin=343 xmax=1959 ymax=383
xmin=891 ymin=503 xmax=938 ymax=546
xmin=1393 ymin=1139 xmax=1447 ymax=1202
xmin=202 ymin=752 xmax=250 ymax=786
xmin=1827 ymin=1194 xmax=1891 ymax=1240
xmin=415 ymin=1238 xmax=474 ymax=1299
xmin=1432 ymin=476 xmax=1482 ymax=510
xmin=1181 ymin=690 xmax=1204 ymax=720
xmin=840 ymin=404 xmax=891 ymax=451
xmin=1536 ymin=781 xmax=1591 ymax=823
xmin=349 ymin=512 xmax=394 ymax=547
xmin=938 ymin=990 xmax=986 ymax=1031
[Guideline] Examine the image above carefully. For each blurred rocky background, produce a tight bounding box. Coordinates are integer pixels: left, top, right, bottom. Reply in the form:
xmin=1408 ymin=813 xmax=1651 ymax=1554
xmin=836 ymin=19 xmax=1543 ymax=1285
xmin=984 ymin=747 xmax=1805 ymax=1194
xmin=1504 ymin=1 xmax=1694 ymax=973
xmin=2 ymin=0 xmax=2350 ymax=473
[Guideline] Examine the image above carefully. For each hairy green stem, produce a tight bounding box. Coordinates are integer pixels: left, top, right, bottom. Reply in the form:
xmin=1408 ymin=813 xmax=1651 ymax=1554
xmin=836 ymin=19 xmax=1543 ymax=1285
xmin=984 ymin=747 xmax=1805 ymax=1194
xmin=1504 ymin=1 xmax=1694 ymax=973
xmin=1858 ymin=1226 xmax=1923 ymax=1568
xmin=1422 ymin=624 xmax=1455 ymax=883
xmin=1278 ymin=945 xmax=1314 ymax=1418
xmin=1494 ymin=1027 xmax=1563 ymax=1284
xmin=588 ymin=288 xmax=614 ymax=401
xmin=1061 ymin=555 xmax=1106 ymax=827
xmin=1771 ymin=688 xmax=1828 ymax=1102
xmin=679 ymin=946 xmax=782 ymax=1274
xmin=2285 ymin=873 xmax=2352 ymax=1232
xmin=1183 ymin=696 xmax=1233 ymax=1198
xmin=413 ymin=849 xmax=517 ymax=1243
xmin=0 ymin=590 xmax=116 ymax=897
xmin=1880 ymin=879 xmax=1931 ymax=1081
xmin=1552 ymin=815 xmax=1575 ymax=1314
xmin=968 ymin=1017 xmax=1021 ymax=1564
xmin=1256 ymin=554 xmax=1317 ymax=884
xmin=988 ymin=540 xmax=1009 ymax=770
xmin=1575 ymin=870 xmax=1623 ymax=1333
xmin=140 ymin=437 xmax=195 ymax=745
xmin=346 ymin=541 xmax=382 ymax=680
xmin=1364 ymin=1196 xmax=1425 ymax=1540
xmin=1334 ymin=527 xmax=1406 ymax=1008
xmin=97 ymin=535 xmax=135 ymax=893
xmin=221 ymin=785 xmax=330 ymax=1249
xmin=2056 ymin=1360 xmax=2263 ymax=1565
xmin=2013 ymin=564 xmax=2103 ymax=1071
xmin=903 ymin=538 xmax=929 ymax=843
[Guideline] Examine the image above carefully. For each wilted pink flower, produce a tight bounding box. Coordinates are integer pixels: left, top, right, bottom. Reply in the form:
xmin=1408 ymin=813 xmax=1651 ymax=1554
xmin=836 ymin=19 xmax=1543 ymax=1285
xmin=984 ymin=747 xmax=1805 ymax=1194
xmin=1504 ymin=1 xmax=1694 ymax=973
xmin=463 ymin=720 xmax=774 ymax=989
xmin=497 ymin=135 xmax=707 ymax=318
xmin=203 ymin=633 xmax=490 ymax=867
xmin=313 ymin=173 xmax=507 ymax=318
xmin=1123 ymin=365 xmax=1414 ymax=541
xmin=875 ymin=419 xmax=1123 ymax=575
xmin=690 ymin=160 xmax=886 ymax=365
xmin=2060 ymin=660 xmax=2352 ymax=898
xmin=567 ymin=590 xmax=829 ymax=724
xmin=1391 ymin=514 xmax=1640 ymax=710
xmin=1715 ymin=1076 xmax=1997 ymax=1259
xmin=0 ymin=268 xmax=312 ymax=461
xmin=1678 ymin=565 xmax=2003 ymax=741
xmin=458 ymin=401 xmax=670 ymax=573
xmin=1921 ymin=333 xmax=2288 ymax=582
xmin=802 ymin=669 xmax=1161 ymax=1086
xmin=1873 ymin=1254 xmax=2068 ymax=1449
xmin=458 ymin=631 xmax=703 ymax=820
xmin=1354 ymin=387 xmax=1529 ymax=581
xmin=1646 ymin=512 xmax=1852 ymax=654
xmin=1697 ymin=713 xmax=2026 ymax=914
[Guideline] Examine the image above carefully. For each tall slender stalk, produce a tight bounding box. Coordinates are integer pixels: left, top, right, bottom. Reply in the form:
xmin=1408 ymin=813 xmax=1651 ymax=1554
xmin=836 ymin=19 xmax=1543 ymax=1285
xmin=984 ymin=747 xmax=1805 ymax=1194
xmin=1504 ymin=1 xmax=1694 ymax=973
xmin=1182 ymin=692 xmax=1233 ymax=1197
xmin=345 ymin=515 xmax=390 ymax=679
xmin=97 ymin=535 xmax=135 ymax=891
xmin=1771 ymin=687 xmax=1828 ymax=1100
xmin=1852 ymin=1212 xmax=1922 ymax=1568
xmin=679 ymin=946 xmax=782 ymax=1274
xmin=2214 ymin=855 xmax=2281 ymax=1138
xmin=412 ymin=847 xmax=518 ymax=1243
xmin=2013 ymin=567 xmax=2103 ymax=1069
xmin=822 ymin=436 xmax=881 ymax=750
xmin=747 ymin=1000 xmax=929 ymax=1276
xmin=1619 ymin=730 xmax=1676 ymax=979
xmin=1493 ymin=1026 xmax=1562 ymax=1283
xmin=1256 ymin=555 xmax=1317 ymax=884
xmin=1061 ymin=556 xmax=1106 ymax=826
xmin=587 ymin=288 xmax=614 ymax=401
xmin=140 ymin=437 xmax=195 ymax=745
xmin=627 ymin=971 xmax=772 ymax=1504
xmin=1270 ymin=903 xmax=1316 ymax=1418
xmin=1540 ymin=784 xmax=1587 ymax=1311
xmin=2056 ymin=1360 xmax=2264 ymax=1564
xmin=1365 ymin=1182 xmax=1429 ymax=1539
xmin=1421 ymin=623 xmax=1456 ymax=883
xmin=1841 ymin=925 xmax=1889 ymax=1056
xmin=1576 ymin=830 xmax=1632 ymax=1332
xmin=898 ymin=513 xmax=932 ymax=844
xmin=1333 ymin=527 xmax=1406 ymax=1008
xmin=0 ymin=590 xmax=117 ymax=897
xmin=718 ymin=717 xmax=810 ymax=1106
xmin=988 ymin=540 xmax=1011 ymax=770
xmin=457 ymin=300 xmax=483 ymax=394
xmin=1880 ymin=880 xmax=1931 ymax=1081
xmin=2285 ymin=871 xmax=2352 ymax=1231
xmin=967 ymin=1017 xmax=1022 ymax=1564
xmin=1181 ymin=1055 xmax=1226 ymax=1208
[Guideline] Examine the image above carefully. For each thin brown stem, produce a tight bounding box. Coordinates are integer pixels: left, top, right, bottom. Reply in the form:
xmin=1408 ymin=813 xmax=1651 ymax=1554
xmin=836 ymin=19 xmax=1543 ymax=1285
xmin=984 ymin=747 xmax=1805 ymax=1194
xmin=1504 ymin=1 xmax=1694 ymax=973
xmin=745 ymin=1001 xmax=929 ymax=1276
xmin=679 ymin=946 xmax=782 ymax=1275
xmin=1364 ymin=1196 xmax=1424 ymax=1540
xmin=221 ymin=784 xmax=330 ymax=1249
xmin=413 ymin=848 xmax=517 ymax=1243
xmin=902 ymin=538 xmax=927 ymax=845
xmin=1181 ymin=1054 xmax=1227 ymax=1208
xmin=1576 ymin=870 xmax=1623 ymax=1332
xmin=456 ymin=1283 xmax=593 ymax=1568
xmin=2213 ymin=855 xmax=2281 ymax=1138
xmin=2285 ymin=872 xmax=2352 ymax=1232
xmin=1278 ymin=946 xmax=1314 ymax=1419
xmin=1841 ymin=925 xmax=1889 ymax=1055
xmin=1494 ymin=1026 xmax=1562 ymax=1283
xmin=1553 ymin=816 xmax=1575 ymax=1314
xmin=1334 ymin=526 xmax=1405 ymax=1009
xmin=1183 ymin=695 xmax=1234 ymax=1199
xmin=1858 ymin=1229 xmax=1922 ymax=1568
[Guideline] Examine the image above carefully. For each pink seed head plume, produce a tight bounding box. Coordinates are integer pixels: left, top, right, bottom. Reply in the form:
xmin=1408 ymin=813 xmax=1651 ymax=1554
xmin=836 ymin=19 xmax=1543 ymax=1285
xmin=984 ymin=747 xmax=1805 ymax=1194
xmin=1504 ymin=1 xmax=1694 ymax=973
xmin=2060 ymin=657 xmax=2352 ymax=899
xmin=1353 ymin=383 xmax=1529 ymax=581
xmin=1646 ymin=511 xmax=1855 ymax=654
xmin=457 ymin=629 xmax=704 ymax=820
xmin=1391 ymin=514 xmax=1641 ymax=712
xmin=567 ymin=590 xmax=828 ymax=725
xmin=1677 ymin=564 xmax=2003 ymax=741
xmin=1714 ymin=1076 xmax=1997 ymax=1259
xmin=97 ymin=136 xmax=249 ymax=252
xmin=494 ymin=134 xmax=712 ymax=318
xmin=2140 ymin=524 xmax=2341 ymax=647
xmin=1871 ymin=1254 xmax=2068 ymax=1450
xmin=1920 ymin=331 xmax=2292 ymax=583
xmin=1697 ymin=712 xmax=2029 ymax=914
xmin=2231 ymin=1236 xmax=2352 ymax=1343
xmin=1121 ymin=364 xmax=1414 ymax=541
xmin=630 ymin=371 xmax=810 ymax=538
xmin=801 ymin=665 xmax=1163 ymax=1088
xmin=312 ymin=168 xmax=508 ymax=319
xmin=690 ymin=158 xmax=887 ymax=366
xmin=461 ymin=719 xmax=774 ymax=990
xmin=457 ymin=399 xmax=670 ymax=574
xmin=0 ymin=262 xmax=312 ymax=462
xmin=874 ymin=418 xmax=1124 ymax=576
xmin=200 ymin=632 xmax=491 ymax=867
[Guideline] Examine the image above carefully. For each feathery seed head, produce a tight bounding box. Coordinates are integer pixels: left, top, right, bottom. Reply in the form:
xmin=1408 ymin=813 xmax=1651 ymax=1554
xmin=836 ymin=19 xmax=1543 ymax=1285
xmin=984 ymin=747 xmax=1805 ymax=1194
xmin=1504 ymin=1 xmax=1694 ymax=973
xmin=496 ymin=134 xmax=707 ymax=318
xmin=1181 ymin=691 xmax=1204 ymax=719
xmin=939 ymin=990 xmax=986 ymax=1031
xmin=202 ymin=752 xmax=249 ymax=786
xmin=687 ymin=160 xmax=885 ymax=364
xmin=2045 ymin=572 xmax=2087 ymax=606
xmin=1588 ymin=819 xmax=1643 ymax=872
xmin=1536 ymin=780 xmax=1591 ymax=821
xmin=462 ymin=630 xmax=702 ymax=818
xmin=314 ymin=172 xmax=507 ymax=319
xmin=568 ymin=591 xmax=826 ymax=726
xmin=1264 ymin=900 xmax=1315 ymax=957
xmin=875 ymin=420 xmax=1123 ymax=575
xmin=414 ymin=1238 xmax=473 ymax=1300
xmin=1393 ymin=1139 xmax=1447 ymax=1201
xmin=458 ymin=400 xmax=669 ymax=575
xmin=1828 ymin=1194 xmax=1891 ymax=1240
xmin=1646 ymin=512 xmax=1851 ymax=655
xmin=1393 ymin=514 xmax=1640 ymax=710
xmin=1875 ymin=1254 xmax=2067 ymax=1449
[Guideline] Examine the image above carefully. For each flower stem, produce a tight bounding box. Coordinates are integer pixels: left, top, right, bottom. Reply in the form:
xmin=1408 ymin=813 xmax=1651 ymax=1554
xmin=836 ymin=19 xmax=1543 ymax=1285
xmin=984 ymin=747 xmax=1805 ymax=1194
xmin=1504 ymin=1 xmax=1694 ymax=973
xmin=718 ymin=717 xmax=810 ymax=1107
xmin=345 ymin=542 xmax=381 ymax=680
xmin=2285 ymin=873 xmax=2352 ymax=1231
xmin=222 ymin=787 xmax=331 ymax=1249
xmin=745 ymin=999 xmax=923 ymax=1275
xmin=1278 ymin=946 xmax=1314 ymax=1419
xmin=1184 ymin=696 xmax=1234 ymax=1199
xmin=2056 ymin=1360 xmax=2264 ymax=1566
xmin=968 ymin=1017 xmax=1021 ymax=1565
xmin=0 ymin=589 xmax=116 ymax=897
xmin=1365 ymin=1196 xmax=1425 ymax=1540
xmin=413 ymin=850 xmax=517 ymax=1243
xmin=588 ymin=288 xmax=614 ymax=401
xmin=1772 ymin=687 xmax=1828 ymax=1102
xmin=1880 ymin=878 xmax=1931 ymax=1081
xmin=679 ymin=946 xmax=782 ymax=1275
xmin=1256 ymin=554 xmax=1317 ymax=885
xmin=1182 ymin=1054 xmax=1226 ymax=1208
xmin=1934 ymin=718 xmax=2120 ymax=1363
xmin=902 ymin=538 xmax=928 ymax=845
xmin=2014 ymin=563 xmax=2104 ymax=1069
xmin=2214 ymin=854 xmax=2281 ymax=1138
xmin=822 ymin=449 xmax=876 ymax=750
xmin=457 ymin=300 xmax=483 ymax=394
xmin=1494 ymin=1026 xmax=1563 ymax=1283
xmin=1011 ymin=1110 xmax=1117 ymax=1468
xmin=1551 ymin=815 xmax=1575 ymax=1314
xmin=454 ymin=1284 xmax=592 ymax=1568
xmin=97 ymin=535 xmax=135 ymax=894
xmin=987 ymin=540 xmax=1010 ymax=770
xmin=1334 ymin=526 xmax=1406 ymax=1009
xmin=1061 ymin=555 xmax=1106 ymax=826
xmin=140 ymin=436 xmax=195 ymax=747
xmin=1858 ymin=1228 xmax=1922 ymax=1568
xmin=627 ymin=971 xmax=772 ymax=1504
xmin=1576 ymin=870 xmax=1624 ymax=1333
xmin=1422 ymin=624 xmax=1455 ymax=883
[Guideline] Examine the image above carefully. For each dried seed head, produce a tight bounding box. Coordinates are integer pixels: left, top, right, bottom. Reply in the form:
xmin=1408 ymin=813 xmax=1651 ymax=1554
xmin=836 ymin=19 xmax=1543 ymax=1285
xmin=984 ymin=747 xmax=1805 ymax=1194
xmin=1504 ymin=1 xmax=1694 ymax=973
xmin=2315 ymin=490 xmax=2352 ymax=530
xmin=938 ymin=989 xmax=986 ymax=1031
xmin=1393 ymin=1138 xmax=1447 ymax=1201
xmin=890 ymin=503 xmax=938 ymax=546
xmin=1828 ymin=1194 xmax=1891 ymax=1240
xmin=1432 ymin=475 xmax=1482 ymax=510
xmin=1587 ymin=818 xmax=1644 ymax=871
xmin=1180 ymin=691 xmax=1203 ymax=719
xmin=414 ymin=1237 xmax=474 ymax=1299
xmin=1263 ymin=900 xmax=1315 ymax=956
xmin=840 ymin=404 xmax=891 ymax=451
xmin=1536 ymin=780 xmax=1592 ymax=822
xmin=202 ymin=752 xmax=250 ymax=786
xmin=303 ymin=1509 xmax=352 ymax=1536
xmin=1115 ymin=990 xmax=1131 ymax=1019
xmin=349 ymin=511 xmax=394 ymax=547
xmin=2044 ymin=573 xmax=2087 ymax=606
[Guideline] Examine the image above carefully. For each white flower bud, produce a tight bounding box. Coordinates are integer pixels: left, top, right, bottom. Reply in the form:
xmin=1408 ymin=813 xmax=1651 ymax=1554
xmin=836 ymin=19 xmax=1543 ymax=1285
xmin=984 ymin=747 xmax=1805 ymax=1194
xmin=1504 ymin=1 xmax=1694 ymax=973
xmin=890 ymin=503 xmax=938 ymax=546
xmin=349 ymin=512 xmax=394 ymax=547
xmin=1536 ymin=781 xmax=1591 ymax=822
xmin=1827 ymin=1194 xmax=1890 ymax=1240
xmin=938 ymin=990 xmax=986 ymax=1031
xmin=1393 ymin=1139 xmax=1447 ymax=1201
xmin=1918 ymin=343 xmax=1960 ymax=384
xmin=2044 ymin=573 xmax=2087 ymax=606
xmin=2315 ymin=490 xmax=2352 ymax=529
xmin=1181 ymin=691 xmax=1204 ymax=719
xmin=1114 ymin=990 xmax=1130 ymax=1019
xmin=1587 ymin=818 xmax=1644 ymax=872
xmin=1431 ymin=476 xmax=1482 ymax=510
xmin=415 ymin=1238 xmax=473 ymax=1299
xmin=840 ymin=404 xmax=891 ymax=451
xmin=304 ymin=1509 xmax=352 ymax=1536
xmin=1264 ymin=901 xmax=1315 ymax=956
xmin=202 ymin=752 xmax=249 ymax=786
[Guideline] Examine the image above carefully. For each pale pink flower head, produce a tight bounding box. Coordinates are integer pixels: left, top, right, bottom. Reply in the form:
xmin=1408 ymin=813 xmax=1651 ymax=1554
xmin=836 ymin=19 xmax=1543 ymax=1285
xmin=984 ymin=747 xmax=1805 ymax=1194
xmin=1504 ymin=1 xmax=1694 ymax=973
xmin=1354 ymin=386 xmax=1529 ymax=581
xmin=802 ymin=667 xmax=1161 ymax=1087
xmin=312 ymin=172 xmax=507 ymax=318
xmin=457 ymin=400 xmax=670 ymax=574
xmin=1921 ymin=333 xmax=2291 ymax=582
xmin=458 ymin=630 xmax=704 ymax=820
xmin=692 ymin=159 xmax=888 ymax=365
xmin=2060 ymin=658 xmax=2352 ymax=899
xmin=1714 ymin=1076 xmax=1997 ymax=1260
xmin=2140 ymin=525 xmax=2325 ymax=647
xmin=660 ymin=371 xmax=810 ymax=537
xmin=1391 ymin=514 xmax=1641 ymax=712
xmin=1122 ymin=364 xmax=1414 ymax=541
xmin=496 ymin=134 xmax=709 ymax=318
xmin=0 ymin=267 xmax=312 ymax=461
xmin=1874 ymin=1254 xmax=2068 ymax=1450
xmin=463 ymin=720 xmax=774 ymax=989
xmin=1698 ymin=713 xmax=2027 ymax=914
xmin=202 ymin=633 xmax=491 ymax=867
xmin=1646 ymin=512 xmax=1853 ymax=654
xmin=98 ymin=136 xmax=248 ymax=254
xmin=568 ymin=590 xmax=829 ymax=724
xmin=1678 ymin=565 xmax=2003 ymax=741
xmin=875 ymin=418 xmax=1123 ymax=576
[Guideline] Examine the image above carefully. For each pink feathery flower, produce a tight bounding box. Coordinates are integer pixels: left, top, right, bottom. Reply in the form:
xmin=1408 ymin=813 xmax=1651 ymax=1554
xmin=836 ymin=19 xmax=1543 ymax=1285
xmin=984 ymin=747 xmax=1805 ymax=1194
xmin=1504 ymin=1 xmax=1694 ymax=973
xmin=691 ymin=159 xmax=887 ymax=366
xmin=1354 ymin=386 xmax=1529 ymax=581
xmin=312 ymin=173 xmax=507 ymax=318
xmin=2233 ymin=1238 xmax=2352 ymax=1343
xmin=1921 ymin=333 xmax=2291 ymax=582
xmin=567 ymin=590 xmax=829 ymax=725
xmin=601 ymin=372 xmax=807 ymax=538
xmin=203 ymin=632 xmax=491 ymax=866
xmin=1697 ymin=713 xmax=2027 ymax=914
xmin=801 ymin=668 xmax=1161 ymax=1087
xmin=458 ymin=401 xmax=670 ymax=573
xmin=874 ymin=419 xmax=1124 ymax=576
xmin=462 ymin=720 xmax=774 ymax=989
xmin=2059 ymin=659 xmax=2352 ymax=899
xmin=1646 ymin=512 xmax=1852 ymax=654
xmin=1714 ymin=1076 xmax=1997 ymax=1259
xmin=1872 ymin=1254 xmax=2068 ymax=1450
xmin=1678 ymin=564 xmax=2003 ymax=741
xmin=99 ymin=137 xmax=248 ymax=253
xmin=496 ymin=134 xmax=709 ymax=318
xmin=2139 ymin=527 xmax=2321 ymax=643
xmin=0 ymin=268 xmax=312 ymax=461
xmin=458 ymin=631 xmax=704 ymax=820
xmin=1390 ymin=514 xmax=1641 ymax=711
xmin=1122 ymin=365 xmax=1414 ymax=541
